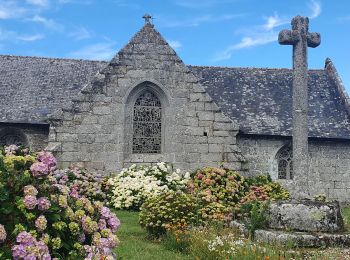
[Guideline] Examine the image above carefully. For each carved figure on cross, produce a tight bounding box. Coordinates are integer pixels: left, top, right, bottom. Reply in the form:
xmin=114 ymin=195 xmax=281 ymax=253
xmin=278 ymin=16 xmax=320 ymax=197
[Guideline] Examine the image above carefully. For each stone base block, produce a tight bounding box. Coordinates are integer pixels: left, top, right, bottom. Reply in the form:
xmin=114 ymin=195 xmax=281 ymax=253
xmin=268 ymin=200 xmax=344 ymax=233
xmin=255 ymin=229 xmax=350 ymax=248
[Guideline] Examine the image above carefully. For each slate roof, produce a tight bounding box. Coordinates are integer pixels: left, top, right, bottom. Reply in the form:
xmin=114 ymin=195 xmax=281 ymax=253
xmin=0 ymin=55 xmax=107 ymax=124
xmin=0 ymin=55 xmax=350 ymax=139
xmin=189 ymin=66 xmax=350 ymax=139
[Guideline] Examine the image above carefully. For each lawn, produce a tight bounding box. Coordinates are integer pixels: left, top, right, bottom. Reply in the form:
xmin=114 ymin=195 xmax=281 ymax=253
xmin=114 ymin=208 xmax=350 ymax=260
xmin=114 ymin=210 xmax=191 ymax=260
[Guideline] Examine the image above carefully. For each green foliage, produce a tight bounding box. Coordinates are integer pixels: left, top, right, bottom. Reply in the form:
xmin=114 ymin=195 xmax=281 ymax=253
xmin=139 ymin=192 xmax=197 ymax=237
xmin=241 ymin=201 xmax=269 ymax=239
xmin=244 ymin=175 xmax=272 ymax=187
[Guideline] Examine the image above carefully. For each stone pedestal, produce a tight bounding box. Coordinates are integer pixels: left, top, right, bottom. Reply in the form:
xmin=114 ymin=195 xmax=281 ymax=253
xmin=267 ymin=200 xmax=344 ymax=233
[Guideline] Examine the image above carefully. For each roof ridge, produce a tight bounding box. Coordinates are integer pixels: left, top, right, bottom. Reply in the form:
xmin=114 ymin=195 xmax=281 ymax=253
xmin=188 ymin=65 xmax=324 ymax=71
xmin=0 ymin=54 xmax=109 ymax=63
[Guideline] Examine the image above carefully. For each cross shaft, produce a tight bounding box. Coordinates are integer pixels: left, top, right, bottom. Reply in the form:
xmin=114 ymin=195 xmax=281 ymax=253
xmin=278 ymin=16 xmax=320 ymax=196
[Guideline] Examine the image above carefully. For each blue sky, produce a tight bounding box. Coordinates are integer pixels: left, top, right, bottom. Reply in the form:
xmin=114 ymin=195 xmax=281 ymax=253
xmin=0 ymin=0 xmax=349 ymax=90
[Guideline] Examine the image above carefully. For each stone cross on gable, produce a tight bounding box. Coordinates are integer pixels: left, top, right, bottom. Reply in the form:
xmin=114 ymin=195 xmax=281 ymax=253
xmin=279 ymin=16 xmax=320 ymax=196
xmin=142 ymin=13 xmax=152 ymax=25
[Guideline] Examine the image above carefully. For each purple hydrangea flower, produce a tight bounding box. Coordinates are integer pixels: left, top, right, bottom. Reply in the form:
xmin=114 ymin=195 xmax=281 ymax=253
xmin=98 ymin=219 xmax=107 ymax=230
xmin=12 ymin=232 xmax=51 ymax=260
xmin=23 ymin=195 xmax=37 ymax=210
xmin=37 ymin=151 xmax=57 ymax=171
xmin=37 ymin=197 xmax=51 ymax=211
xmin=100 ymin=207 xmax=111 ymax=219
xmin=107 ymin=213 xmax=121 ymax=232
xmin=16 ymin=232 xmax=35 ymax=245
xmin=30 ymin=162 xmax=49 ymax=177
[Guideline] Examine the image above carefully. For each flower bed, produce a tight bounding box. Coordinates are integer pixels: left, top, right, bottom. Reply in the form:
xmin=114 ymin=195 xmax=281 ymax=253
xmin=0 ymin=145 xmax=120 ymax=259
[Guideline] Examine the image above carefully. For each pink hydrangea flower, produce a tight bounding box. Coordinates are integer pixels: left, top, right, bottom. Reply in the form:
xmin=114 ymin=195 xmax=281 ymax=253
xmin=23 ymin=195 xmax=37 ymax=210
xmin=12 ymin=232 xmax=51 ymax=260
xmin=37 ymin=197 xmax=51 ymax=211
xmin=30 ymin=162 xmax=49 ymax=177
xmin=107 ymin=213 xmax=121 ymax=233
xmin=4 ymin=144 xmax=19 ymax=155
xmin=37 ymin=151 xmax=57 ymax=171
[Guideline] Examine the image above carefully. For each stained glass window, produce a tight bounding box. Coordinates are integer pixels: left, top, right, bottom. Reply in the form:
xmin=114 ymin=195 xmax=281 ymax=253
xmin=277 ymin=145 xmax=293 ymax=179
xmin=132 ymin=91 xmax=162 ymax=154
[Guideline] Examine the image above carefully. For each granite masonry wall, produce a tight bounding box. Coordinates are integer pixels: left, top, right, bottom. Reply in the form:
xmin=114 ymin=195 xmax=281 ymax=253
xmin=47 ymin=24 xmax=244 ymax=173
xmin=237 ymin=134 xmax=350 ymax=202
xmin=0 ymin=123 xmax=49 ymax=151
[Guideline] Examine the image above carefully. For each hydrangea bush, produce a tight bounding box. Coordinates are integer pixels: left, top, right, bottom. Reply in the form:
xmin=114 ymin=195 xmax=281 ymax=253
xmin=0 ymin=145 xmax=120 ymax=259
xmin=107 ymin=163 xmax=190 ymax=210
xmin=51 ymin=167 xmax=108 ymax=202
xmin=187 ymin=167 xmax=247 ymax=218
xmin=139 ymin=191 xmax=197 ymax=236
xmin=139 ymin=167 xmax=290 ymax=236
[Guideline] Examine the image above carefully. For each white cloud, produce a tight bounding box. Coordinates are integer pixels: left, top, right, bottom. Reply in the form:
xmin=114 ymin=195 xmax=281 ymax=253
xmin=0 ymin=1 xmax=27 ymax=19
xmin=25 ymin=0 xmax=49 ymax=7
xmin=213 ymin=13 xmax=287 ymax=61
xmin=213 ymin=0 xmax=321 ymax=62
xmin=69 ymin=26 xmax=91 ymax=40
xmin=262 ymin=13 xmax=288 ymax=31
xmin=213 ymin=32 xmax=277 ymax=61
xmin=69 ymin=42 xmax=116 ymax=60
xmin=167 ymin=40 xmax=182 ymax=51
xmin=30 ymin=15 xmax=63 ymax=31
xmin=308 ymin=0 xmax=321 ymax=19
xmin=17 ymin=33 xmax=45 ymax=41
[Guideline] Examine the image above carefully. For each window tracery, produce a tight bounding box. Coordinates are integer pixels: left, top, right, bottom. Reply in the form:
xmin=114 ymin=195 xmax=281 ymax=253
xmin=277 ymin=145 xmax=293 ymax=179
xmin=132 ymin=91 xmax=162 ymax=154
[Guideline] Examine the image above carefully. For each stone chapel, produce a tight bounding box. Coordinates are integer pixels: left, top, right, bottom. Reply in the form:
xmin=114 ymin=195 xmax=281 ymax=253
xmin=1 ymin=17 xmax=350 ymax=201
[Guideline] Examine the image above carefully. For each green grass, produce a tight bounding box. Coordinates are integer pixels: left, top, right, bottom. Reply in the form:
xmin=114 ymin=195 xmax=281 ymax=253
xmin=342 ymin=206 xmax=350 ymax=231
xmin=114 ymin=210 xmax=191 ymax=260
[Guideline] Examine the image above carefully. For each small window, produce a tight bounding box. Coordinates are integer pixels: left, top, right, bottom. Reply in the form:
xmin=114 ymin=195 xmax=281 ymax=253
xmin=276 ymin=145 xmax=293 ymax=179
xmin=0 ymin=129 xmax=27 ymax=147
xmin=132 ymin=91 xmax=162 ymax=154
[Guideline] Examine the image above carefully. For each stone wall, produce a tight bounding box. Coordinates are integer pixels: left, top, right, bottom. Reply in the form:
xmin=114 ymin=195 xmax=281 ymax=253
xmin=237 ymin=134 xmax=350 ymax=202
xmin=48 ymin=24 xmax=244 ymax=173
xmin=0 ymin=123 xmax=49 ymax=151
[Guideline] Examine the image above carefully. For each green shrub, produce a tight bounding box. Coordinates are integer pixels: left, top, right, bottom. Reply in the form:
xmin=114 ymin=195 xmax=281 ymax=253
xmin=241 ymin=201 xmax=269 ymax=239
xmin=139 ymin=191 xmax=197 ymax=237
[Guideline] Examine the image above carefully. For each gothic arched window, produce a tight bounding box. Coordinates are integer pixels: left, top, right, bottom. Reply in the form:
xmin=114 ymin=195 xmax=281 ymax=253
xmin=132 ymin=91 xmax=162 ymax=154
xmin=276 ymin=145 xmax=293 ymax=179
xmin=0 ymin=129 xmax=28 ymax=147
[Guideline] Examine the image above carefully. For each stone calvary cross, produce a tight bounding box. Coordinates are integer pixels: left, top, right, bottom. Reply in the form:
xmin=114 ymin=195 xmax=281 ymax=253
xmin=279 ymin=16 xmax=320 ymax=195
